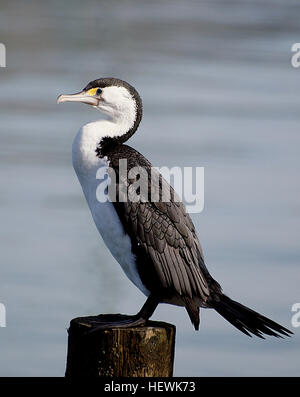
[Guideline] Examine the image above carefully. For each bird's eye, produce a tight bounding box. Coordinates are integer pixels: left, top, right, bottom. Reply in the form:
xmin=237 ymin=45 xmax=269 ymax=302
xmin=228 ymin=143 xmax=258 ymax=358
xmin=96 ymin=88 xmax=102 ymax=95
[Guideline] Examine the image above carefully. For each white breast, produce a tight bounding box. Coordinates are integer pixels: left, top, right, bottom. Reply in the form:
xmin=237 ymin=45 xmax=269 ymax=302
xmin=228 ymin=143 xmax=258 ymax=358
xmin=72 ymin=123 xmax=149 ymax=296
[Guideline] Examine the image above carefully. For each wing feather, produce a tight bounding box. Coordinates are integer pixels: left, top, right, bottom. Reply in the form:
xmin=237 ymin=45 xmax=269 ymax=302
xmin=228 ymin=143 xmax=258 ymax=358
xmin=108 ymin=145 xmax=213 ymax=303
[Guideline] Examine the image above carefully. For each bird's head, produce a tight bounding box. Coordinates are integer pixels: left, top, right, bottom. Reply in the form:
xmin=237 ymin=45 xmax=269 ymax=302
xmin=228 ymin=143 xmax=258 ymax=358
xmin=57 ymin=77 xmax=143 ymax=144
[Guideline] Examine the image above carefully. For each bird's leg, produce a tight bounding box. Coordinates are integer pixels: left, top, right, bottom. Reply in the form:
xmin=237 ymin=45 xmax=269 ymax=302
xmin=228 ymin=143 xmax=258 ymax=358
xmin=87 ymin=295 xmax=160 ymax=334
xmin=135 ymin=294 xmax=160 ymax=323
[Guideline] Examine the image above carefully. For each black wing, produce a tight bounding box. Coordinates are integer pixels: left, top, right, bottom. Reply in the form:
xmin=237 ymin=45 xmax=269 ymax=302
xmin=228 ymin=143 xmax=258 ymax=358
xmin=107 ymin=145 xmax=220 ymax=310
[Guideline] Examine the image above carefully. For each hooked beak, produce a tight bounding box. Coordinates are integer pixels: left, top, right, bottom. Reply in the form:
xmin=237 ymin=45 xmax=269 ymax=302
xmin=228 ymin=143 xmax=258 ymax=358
xmin=57 ymin=91 xmax=99 ymax=106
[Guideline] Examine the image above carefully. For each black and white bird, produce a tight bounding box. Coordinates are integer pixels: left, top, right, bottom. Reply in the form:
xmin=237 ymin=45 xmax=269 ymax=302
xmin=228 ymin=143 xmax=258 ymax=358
xmin=57 ymin=77 xmax=292 ymax=338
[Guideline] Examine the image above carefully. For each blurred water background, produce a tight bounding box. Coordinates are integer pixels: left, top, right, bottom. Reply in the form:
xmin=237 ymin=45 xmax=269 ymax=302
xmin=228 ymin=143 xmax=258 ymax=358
xmin=0 ymin=0 xmax=299 ymax=376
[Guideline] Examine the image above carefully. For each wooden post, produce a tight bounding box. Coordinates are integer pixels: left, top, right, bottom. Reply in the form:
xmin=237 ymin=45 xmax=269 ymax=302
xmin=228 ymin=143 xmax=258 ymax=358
xmin=65 ymin=314 xmax=176 ymax=377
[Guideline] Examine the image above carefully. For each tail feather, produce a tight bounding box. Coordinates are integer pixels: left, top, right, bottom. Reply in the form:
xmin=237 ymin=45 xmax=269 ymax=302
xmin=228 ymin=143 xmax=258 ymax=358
xmin=211 ymin=294 xmax=293 ymax=339
xmin=184 ymin=297 xmax=200 ymax=330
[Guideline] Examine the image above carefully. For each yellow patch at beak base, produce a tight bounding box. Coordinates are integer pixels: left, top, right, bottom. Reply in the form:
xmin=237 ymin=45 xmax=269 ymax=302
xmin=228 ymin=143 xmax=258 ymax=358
xmin=86 ymin=88 xmax=99 ymax=96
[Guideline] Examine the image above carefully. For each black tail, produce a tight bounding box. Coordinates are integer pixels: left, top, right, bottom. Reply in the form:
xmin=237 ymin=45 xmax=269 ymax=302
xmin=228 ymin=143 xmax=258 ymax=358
xmin=211 ymin=294 xmax=293 ymax=338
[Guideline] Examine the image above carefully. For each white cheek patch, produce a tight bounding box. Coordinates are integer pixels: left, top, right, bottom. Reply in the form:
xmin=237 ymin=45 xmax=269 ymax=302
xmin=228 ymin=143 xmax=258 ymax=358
xmin=101 ymin=86 xmax=136 ymax=119
xmin=83 ymin=85 xmax=138 ymax=139
xmin=102 ymin=86 xmax=131 ymax=104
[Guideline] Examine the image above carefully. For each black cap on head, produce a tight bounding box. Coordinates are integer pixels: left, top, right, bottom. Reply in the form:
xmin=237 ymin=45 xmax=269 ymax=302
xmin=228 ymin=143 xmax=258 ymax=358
xmin=83 ymin=78 xmax=142 ymax=111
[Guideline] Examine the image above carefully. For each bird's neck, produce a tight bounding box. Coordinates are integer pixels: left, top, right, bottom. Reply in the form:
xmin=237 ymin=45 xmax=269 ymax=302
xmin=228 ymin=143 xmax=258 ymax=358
xmin=84 ymin=117 xmax=132 ymax=145
xmin=72 ymin=115 xmax=138 ymax=175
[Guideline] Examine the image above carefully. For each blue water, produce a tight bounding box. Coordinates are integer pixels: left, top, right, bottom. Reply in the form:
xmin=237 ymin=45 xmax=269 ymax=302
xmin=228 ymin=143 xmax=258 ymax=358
xmin=0 ymin=0 xmax=299 ymax=376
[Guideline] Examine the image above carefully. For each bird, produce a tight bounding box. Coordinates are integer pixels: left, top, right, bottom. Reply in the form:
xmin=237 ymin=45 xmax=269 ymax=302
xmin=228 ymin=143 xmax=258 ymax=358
xmin=57 ymin=77 xmax=292 ymax=338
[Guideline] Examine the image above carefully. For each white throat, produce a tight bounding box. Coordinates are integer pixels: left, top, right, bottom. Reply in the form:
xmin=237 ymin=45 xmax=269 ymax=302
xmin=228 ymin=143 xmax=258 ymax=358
xmin=71 ymin=114 xmax=133 ymax=178
xmin=84 ymin=115 xmax=133 ymax=142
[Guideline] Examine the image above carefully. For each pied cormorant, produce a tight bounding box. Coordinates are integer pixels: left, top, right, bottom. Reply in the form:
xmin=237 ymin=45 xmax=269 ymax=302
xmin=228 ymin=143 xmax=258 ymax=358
xmin=57 ymin=77 xmax=291 ymax=338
